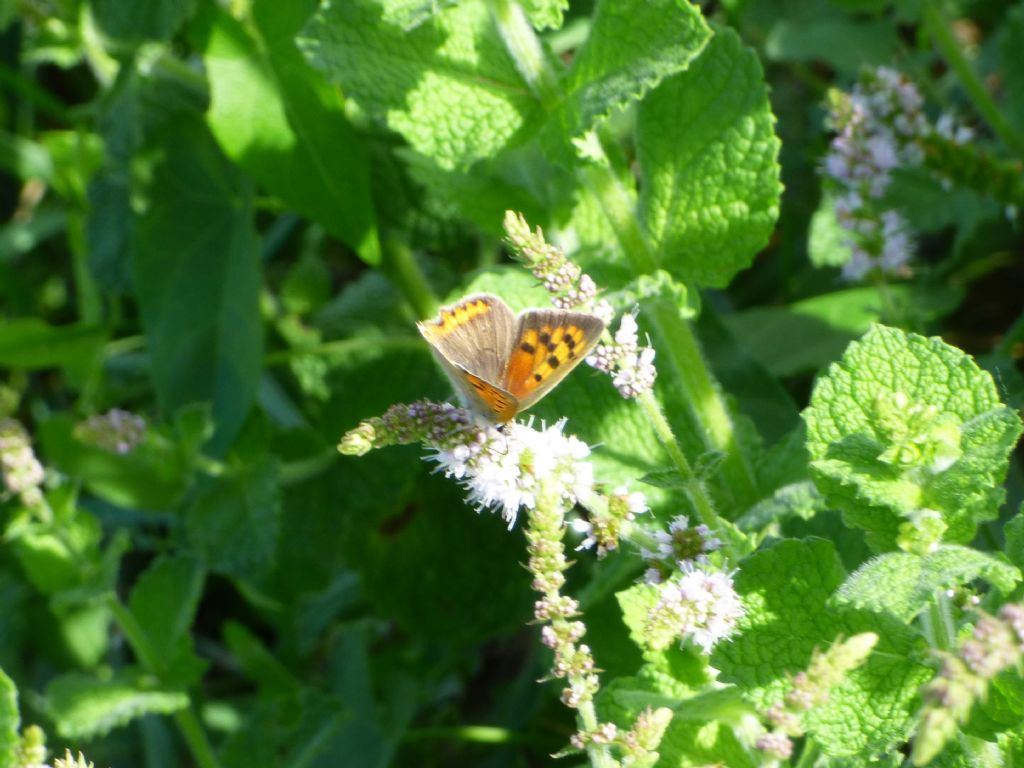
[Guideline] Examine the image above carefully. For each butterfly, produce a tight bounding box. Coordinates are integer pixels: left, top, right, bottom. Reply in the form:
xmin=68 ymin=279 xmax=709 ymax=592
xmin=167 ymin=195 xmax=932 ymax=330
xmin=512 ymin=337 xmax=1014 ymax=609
xmin=418 ymin=293 xmax=605 ymax=423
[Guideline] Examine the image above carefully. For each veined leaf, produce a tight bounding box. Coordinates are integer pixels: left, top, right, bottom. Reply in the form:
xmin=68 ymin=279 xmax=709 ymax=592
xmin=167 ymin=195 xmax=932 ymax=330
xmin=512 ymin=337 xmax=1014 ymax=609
xmin=46 ymin=670 xmax=188 ymax=739
xmin=200 ymin=1 xmax=379 ymax=264
xmin=299 ymin=0 xmax=538 ymax=170
xmin=638 ymin=28 xmax=781 ymax=287
xmin=133 ymin=113 xmax=262 ymax=454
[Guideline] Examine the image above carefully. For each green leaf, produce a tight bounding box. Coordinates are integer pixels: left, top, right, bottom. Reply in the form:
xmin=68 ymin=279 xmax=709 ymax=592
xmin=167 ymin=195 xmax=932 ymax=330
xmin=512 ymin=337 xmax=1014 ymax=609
xmin=377 ymin=0 xmax=460 ymax=30
xmin=86 ymin=174 xmax=134 ymax=292
xmin=0 ymin=320 xmax=105 ymax=384
xmin=133 ymin=113 xmax=262 ymax=454
xmin=597 ymin=653 xmax=756 ymax=768
xmin=808 ymin=192 xmax=853 ymax=268
xmin=10 ymin=524 xmax=94 ymax=595
xmin=90 ymin=0 xmax=195 ymax=43
xmin=0 ymin=667 xmax=18 ymax=768
xmin=723 ymin=285 xmax=963 ymax=378
xmin=46 ymin=669 xmax=188 ymax=739
xmin=520 ymin=0 xmax=567 ymax=29
xmin=200 ymin=1 xmax=379 ymax=263
xmin=299 ymin=0 xmax=538 ymax=170
xmin=185 ymin=456 xmax=280 ymax=582
xmin=638 ymin=28 xmax=781 ymax=287
xmin=736 ymin=480 xmax=826 ymax=532
xmin=697 ymin=303 xmax=801 ymax=447
xmin=53 ymin=602 xmax=113 ymax=670
xmin=331 ymin=454 xmax=535 ymax=645
xmin=803 ymin=325 xmax=1023 ymax=550
xmin=1000 ymin=4 xmax=1024 ymax=136
xmin=555 ymin=0 xmax=710 ymax=141
xmin=7 ymin=498 xmax=103 ymax=596
xmin=128 ymin=556 xmax=205 ymax=670
xmin=885 ymin=167 xmax=1000 ymax=234
xmin=1006 ymin=508 xmax=1024 ymax=570
xmin=223 ymin=621 xmax=299 ymax=696
xmin=658 ymin=721 xmax=757 ymax=767
xmin=833 ymin=546 xmax=1021 ymax=622
xmin=402 ymin=149 xmax=552 ymax=238
xmin=763 ymin=8 xmax=899 ymax=74
xmin=220 ymin=690 xmax=353 ymax=768
xmin=712 ymin=538 xmax=931 ymax=757
xmin=86 ymin=64 xmax=142 ymax=292
xmin=616 ymin=581 xmax=664 ymax=657
xmin=0 ymin=131 xmax=54 ymax=181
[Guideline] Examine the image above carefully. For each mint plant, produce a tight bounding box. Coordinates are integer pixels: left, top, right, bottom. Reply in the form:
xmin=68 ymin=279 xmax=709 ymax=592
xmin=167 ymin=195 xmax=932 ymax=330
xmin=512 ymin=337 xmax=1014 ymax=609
xmin=0 ymin=0 xmax=1023 ymax=766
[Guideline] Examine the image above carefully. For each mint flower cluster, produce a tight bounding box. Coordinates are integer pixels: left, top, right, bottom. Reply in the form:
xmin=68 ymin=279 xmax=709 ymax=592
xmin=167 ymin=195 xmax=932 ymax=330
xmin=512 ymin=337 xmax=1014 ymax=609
xmin=757 ymin=633 xmax=878 ymax=760
xmin=74 ymin=408 xmax=147 ymax=454
xmin=635 ymin=513 xmax=740 ymax=654
xmin=640 ymin=514 xmax=721 ymax=583
xmin=822 ymin=67 xmax=971 ymax=281
xmin=643 ymin=564 xmax=744 ymax=653
xmin=503 ymin=210 xmax=611 ymax=320
xmin=340 ymin=402 xmax=626 ymax=532
xmin=572 ymin=485 xmax=648 ymax=555
xmin=340 ymin=401 xmax=679 ymax=761
xmin=0 ymin=418 xmax=44 ymax=508
xmin=430 ymin=417 xmax=594 ymax=528
xmin=586 ymin=314 xmax=657 ymax=399
xmin=914 ymin=603 xmax=1024 ymax=764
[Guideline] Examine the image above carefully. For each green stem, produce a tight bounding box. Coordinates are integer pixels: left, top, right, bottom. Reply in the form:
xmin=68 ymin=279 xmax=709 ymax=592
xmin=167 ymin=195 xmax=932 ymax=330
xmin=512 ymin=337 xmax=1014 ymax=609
xmin=871 ymin=272 xmax=902 ymax=327
xmin=581 ymin=703 xmax=618 ymax=768
xmin=579 ymin=135 xmax=758 ymax=511
xmin=644 ymin=299 xmax=760 ymax=509
xmin=107 ymin=596 xmax=222 ymax=768
xmin=637 ymin=390 xmax=739 ymax=564
xmin=487 ymin=0 xmax=561 ymax=108
xmin=381 ymin=238 xmax=438 ymax=320
xmin=78 ymin=2 xmax=119 ymax=87
xmin=577 ymin=148 xmax=658 ymax=274
xmin=923 ymin=2 xmax=1024 ymax=157
xmin=794 ymin=736 xmax=822 ymax=768
xmin=107 ymin=595 xmax=162 ymax=673
xmin=173 ymin=708 xmax=222 ymax=768
xmin=922 ymin=590 xmax=957 ymax=652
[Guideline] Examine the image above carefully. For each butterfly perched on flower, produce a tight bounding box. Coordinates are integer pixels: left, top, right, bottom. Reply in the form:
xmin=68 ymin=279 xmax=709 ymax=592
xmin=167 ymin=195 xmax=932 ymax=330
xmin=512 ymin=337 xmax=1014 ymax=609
xmin=418 ymin=294 xmax=605 ymax=423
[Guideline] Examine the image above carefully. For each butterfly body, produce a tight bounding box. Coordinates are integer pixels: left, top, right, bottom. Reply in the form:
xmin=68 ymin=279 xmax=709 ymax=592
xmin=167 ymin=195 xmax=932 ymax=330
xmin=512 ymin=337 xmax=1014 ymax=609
xmin=418 ymin=294 xmax=604 ymax=423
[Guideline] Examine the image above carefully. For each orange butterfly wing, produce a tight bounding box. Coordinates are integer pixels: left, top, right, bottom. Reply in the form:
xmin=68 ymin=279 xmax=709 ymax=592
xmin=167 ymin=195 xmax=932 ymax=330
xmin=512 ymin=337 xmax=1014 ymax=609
xmin=462 ymin=368 xmax=519 ymax=423
xmin=503 ymin=311 xmax=604 ymax=411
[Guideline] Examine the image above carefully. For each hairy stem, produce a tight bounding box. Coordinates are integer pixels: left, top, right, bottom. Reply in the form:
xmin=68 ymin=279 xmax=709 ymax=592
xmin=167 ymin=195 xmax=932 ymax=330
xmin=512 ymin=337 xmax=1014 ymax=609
xmin=487 ymin=0 xmax=561 ymax=108
xmin=577 ymin=153 xmax=658 ymax=274
xmin=579 ymin=135 xmax=759 ymax=511
xmin=643 ymin=299 xmax=760 ymax=508
xmin=637 ymin=390 xmax=739 ymax=564
xmin=382 ymin=237 xmax=439 ymax=320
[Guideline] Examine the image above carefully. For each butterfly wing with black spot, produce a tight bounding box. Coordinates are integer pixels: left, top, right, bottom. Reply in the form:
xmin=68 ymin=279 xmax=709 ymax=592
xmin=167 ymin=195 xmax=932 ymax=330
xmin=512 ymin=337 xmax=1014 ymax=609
xmin=503 ymin=309 xmax=604 ymax=412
